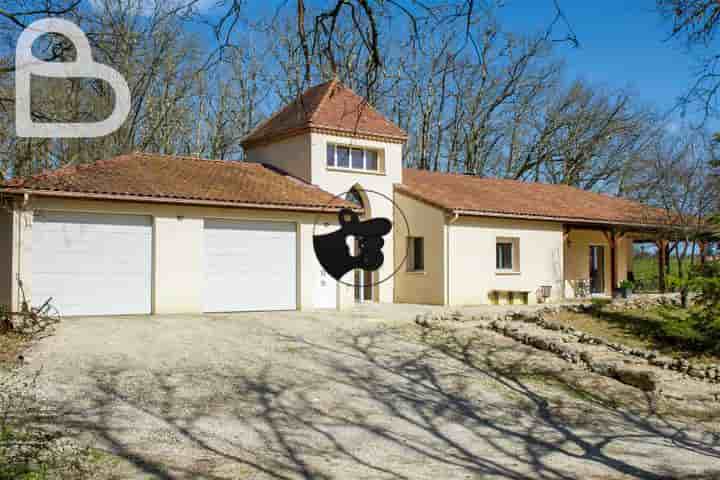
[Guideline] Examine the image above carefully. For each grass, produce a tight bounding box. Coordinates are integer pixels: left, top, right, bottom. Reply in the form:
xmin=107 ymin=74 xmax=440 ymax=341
xmin=632 ymin=255 xmax=693 ymax=292
xmin=553 ymin=305 xmax=718 ymax=361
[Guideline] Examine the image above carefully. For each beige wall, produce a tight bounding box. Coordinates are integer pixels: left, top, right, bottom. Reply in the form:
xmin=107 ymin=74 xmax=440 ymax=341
xmin=245 ymin=131 xmax=404 ymax=304
xmin=0 ymin=207 xmax=12 ymax=307
xmin=9 ymin=196 xmax=346 ymax=314
xmin=393 ymin=192 xmax=445 ymax=305
xmin=309 ymin=132 xmax=403 ymax=303
xmin=563 ymin=229 xmax=633 ymax=298
xmin=244 ymin=135 xmax=312 ymax=183
xmin=153 ymin=216 xmax=203 ymax=314
xmin=448 ymin=216 xmax=565 ymax=305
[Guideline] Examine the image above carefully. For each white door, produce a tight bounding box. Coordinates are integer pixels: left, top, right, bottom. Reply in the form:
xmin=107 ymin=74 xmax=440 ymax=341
xmin=203 ymin=219 xmax=296 ymax=312
xmin=314 ymin=268 xmax=337 ymax=309
xmin=31 ymin=211 xmax=152 ymax=316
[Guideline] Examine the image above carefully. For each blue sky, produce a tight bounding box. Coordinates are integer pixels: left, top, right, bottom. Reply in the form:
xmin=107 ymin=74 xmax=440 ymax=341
xmin=497 ymin=0 xmax=708 ymax=128
xmin=120 ymin=0 xmax=711 ymax=128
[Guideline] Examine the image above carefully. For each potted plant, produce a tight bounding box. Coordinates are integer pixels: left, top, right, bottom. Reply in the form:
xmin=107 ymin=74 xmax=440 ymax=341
xmin=618 ymin=280 xmax=634 ymax=298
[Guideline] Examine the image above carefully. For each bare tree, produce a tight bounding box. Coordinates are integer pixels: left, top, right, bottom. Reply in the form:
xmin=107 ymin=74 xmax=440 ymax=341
xmin=657 ymin=0 xmax=720 ymax=120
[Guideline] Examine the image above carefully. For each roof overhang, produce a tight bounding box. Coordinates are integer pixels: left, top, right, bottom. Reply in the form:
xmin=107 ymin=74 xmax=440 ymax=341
xmin=242 ymin=125 xmax=408 ymax=149
xmin=394 ymin=184 xmax=680 ymax=232
xmin=0 ymin=188 xmax=362 ymax=214
xmin=453 ymin=209 xmax=673 ymax=231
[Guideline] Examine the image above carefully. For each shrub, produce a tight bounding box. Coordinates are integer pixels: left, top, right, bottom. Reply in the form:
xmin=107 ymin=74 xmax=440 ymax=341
xmin=689 ymin=261 xmax=720 ymax=345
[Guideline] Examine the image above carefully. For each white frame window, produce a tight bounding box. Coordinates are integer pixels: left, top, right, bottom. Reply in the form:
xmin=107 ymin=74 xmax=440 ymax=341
xmin=407 ymin=237 xmax=425 ymax=272
xmin=326 ymin=143 xmax=379 ymax=172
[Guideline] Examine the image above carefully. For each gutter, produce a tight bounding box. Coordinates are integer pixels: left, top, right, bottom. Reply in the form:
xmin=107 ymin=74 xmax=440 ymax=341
xmin=449 ymin=209 xmax=671 ymax=231
xmin=0 ymin=188 xmax=359 ymax=214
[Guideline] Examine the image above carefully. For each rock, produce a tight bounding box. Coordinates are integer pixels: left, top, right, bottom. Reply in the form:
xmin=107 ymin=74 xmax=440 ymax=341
xmin=613 ymin=365 xmax=660 ymax=392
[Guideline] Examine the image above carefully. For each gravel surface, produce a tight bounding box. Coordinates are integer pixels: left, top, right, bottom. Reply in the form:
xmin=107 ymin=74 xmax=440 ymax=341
xmin=20 ymin=304 xmax=720 ymax=479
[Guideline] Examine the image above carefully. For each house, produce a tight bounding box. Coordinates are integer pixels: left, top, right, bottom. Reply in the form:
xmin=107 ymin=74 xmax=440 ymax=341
xmin=0 ymin=80 xmax=669 ymax=316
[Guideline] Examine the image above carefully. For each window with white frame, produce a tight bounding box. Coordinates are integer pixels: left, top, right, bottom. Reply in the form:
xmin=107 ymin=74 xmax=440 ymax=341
xmin=407 ymin=237 xmax=424 ymax=272
xmin=496 ymin=237 xmax=520 ymax=272
xmin=326 ymin=143 xmax=379 ymax=171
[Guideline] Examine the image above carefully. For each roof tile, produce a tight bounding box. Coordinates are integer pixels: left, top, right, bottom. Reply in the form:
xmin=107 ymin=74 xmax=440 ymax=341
xmin=1 ymin=153 xmax=353 ymax=211
xmin=242 ymin=80 xmax=408 ymax=146
xmin=398 ymin=168 xmax=668 ymax=226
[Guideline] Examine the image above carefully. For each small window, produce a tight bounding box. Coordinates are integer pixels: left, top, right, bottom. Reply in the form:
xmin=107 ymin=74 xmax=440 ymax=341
xmin=408 ymin=237 xmax=424 ymax=272
xmin=336 ymin=146 xmax=350 ymax=168
xmin=326 ymin=144 xmax=335 ymax=166
xmin=326 ymin=143 xmax=380 ymax=172
xmin=496 ymin=237 xmax=520 ymax=272
xmin=365 ymin=150 xmax=378 ymax=170
xmin=496 ymin=243 xmax=513 ymax=270
xmin=351 ymin=148 xmax=364 ymax=169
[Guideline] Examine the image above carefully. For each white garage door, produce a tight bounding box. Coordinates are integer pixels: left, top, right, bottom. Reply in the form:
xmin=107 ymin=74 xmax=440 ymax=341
xmin=203 ymin=219 xmax=296 ymax=312
xmin=31 ymin=211 xmax=152 ymax=316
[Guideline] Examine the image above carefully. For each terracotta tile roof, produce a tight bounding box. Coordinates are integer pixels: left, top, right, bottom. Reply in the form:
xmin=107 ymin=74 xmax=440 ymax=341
xmin=242 ymin=80 xmax=408 ymax=146
xmin=397 ymin=168 xmax=669 ymax=227
xmin=0 ymin=153 xmax=354 ymax=212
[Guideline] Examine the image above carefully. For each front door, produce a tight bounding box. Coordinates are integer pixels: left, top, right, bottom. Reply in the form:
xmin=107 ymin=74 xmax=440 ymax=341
xmin=589 ymin=246 xmax=605 ymax=294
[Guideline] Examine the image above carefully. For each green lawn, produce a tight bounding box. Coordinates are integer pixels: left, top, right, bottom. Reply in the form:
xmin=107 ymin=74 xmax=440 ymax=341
xmin=632 ymin=256 xmax=693 ymax=292
xmin=554 ymin=305 xmax=718 ymax=361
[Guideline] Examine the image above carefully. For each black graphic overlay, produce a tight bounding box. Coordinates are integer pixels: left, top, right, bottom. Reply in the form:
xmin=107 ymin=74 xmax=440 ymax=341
xmin=314 ymin=208 xmax=391 ymax=281
xmin=312 ymin=189 xmax=410 ymax=288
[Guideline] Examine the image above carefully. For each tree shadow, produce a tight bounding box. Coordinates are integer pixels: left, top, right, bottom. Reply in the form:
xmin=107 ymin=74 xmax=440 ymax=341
xmin=37 ymin=325 xmax=720 ymax=479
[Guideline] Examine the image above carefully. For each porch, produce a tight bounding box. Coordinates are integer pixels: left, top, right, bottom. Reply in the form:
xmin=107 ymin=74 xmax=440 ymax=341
xmin=562 ymin=223 xmax=688 ymax=299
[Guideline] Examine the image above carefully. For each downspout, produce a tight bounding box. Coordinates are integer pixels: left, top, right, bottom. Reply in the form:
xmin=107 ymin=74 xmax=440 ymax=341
xmin=446 ymin=211 xmax=459 ymax=306
xmin=15 ymin=194 xmax=29 ymax=311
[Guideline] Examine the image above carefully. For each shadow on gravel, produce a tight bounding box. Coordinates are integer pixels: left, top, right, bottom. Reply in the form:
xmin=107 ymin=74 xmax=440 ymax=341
xmin=49 ymin=327 xmax=720 ymax=479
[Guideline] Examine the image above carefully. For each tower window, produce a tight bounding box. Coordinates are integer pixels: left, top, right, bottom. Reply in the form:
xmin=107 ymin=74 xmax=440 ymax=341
xmin=326 ymin=144 xmax=380 ymax=172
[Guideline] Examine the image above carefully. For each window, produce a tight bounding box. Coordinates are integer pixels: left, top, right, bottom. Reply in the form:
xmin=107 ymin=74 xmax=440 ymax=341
xmin=326 ymin=143 xmax=380 ymax=172
xmin=407 ymin=237 xmax=424 ymax=272
xmin=336 ymin=146 xmax=350 ymax=168
xmin=496 ymin=237 xmax=519 ymax=272
xmin=326 ymin=144 xmax=334 ymax=166
xmin=496 ymin=243 xmax=513 ymax=270
xmin=351 ymin=149 xmax=364 ymax=169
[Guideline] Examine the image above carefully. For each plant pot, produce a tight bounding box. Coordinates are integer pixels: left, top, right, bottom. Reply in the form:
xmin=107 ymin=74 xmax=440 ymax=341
xmin=621 ymin=287 xmax=632 ymax=299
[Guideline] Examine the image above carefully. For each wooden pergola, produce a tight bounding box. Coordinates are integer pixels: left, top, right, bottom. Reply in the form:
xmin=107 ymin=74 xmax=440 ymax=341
xmin=564 ymin=220 xmax=718 ymax=294
xmin=628 ymin=228 xmax=718 ymax=293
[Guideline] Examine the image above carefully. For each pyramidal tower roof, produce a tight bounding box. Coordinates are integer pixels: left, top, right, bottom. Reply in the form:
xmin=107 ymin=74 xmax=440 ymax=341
xmin=241 ymin=80 xmax=408 ymax=147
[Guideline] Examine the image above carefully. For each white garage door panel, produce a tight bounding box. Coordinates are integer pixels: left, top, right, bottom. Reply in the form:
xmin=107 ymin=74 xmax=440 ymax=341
xmin=31 ymin=212 xmax=152 ymax=316
xmin=204 ymin=219 xmax=296 ymax=312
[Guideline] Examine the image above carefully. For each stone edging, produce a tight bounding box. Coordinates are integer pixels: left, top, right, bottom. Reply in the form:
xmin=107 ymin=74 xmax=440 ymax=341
xmin=414 ymin=298 xmax=719 ymax=396
xmin=505 ymin=304 xmax=720 ymax=384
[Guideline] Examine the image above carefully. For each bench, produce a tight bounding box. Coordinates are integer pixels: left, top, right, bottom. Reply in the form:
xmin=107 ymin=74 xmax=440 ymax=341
xmin=489 ymin=290 xmax=531 ymax=305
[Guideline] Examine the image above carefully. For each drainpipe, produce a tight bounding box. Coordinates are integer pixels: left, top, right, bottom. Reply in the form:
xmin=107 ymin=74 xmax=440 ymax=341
xmin=15 ymin=194 xmax=30 ymax=311
xmin=446 ymin=211 xmax=460 ymax=306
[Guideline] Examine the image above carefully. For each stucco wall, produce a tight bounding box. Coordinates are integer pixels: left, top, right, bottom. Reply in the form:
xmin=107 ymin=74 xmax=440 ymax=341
xmin=309 ymin=132 xmax=403 ymax=303
xmin=448 ymin=216 xmax=565 ymax=305
xmin=563 ymin=229 xmax=633 ymax=298
xmin=0 ymin=207 xmax=12 ymax=307
xmin=244 ymin=135 xmax=312 ymax=183
xmin=244 ymin=131 xmax=403 ymax=304
xmin=11 ymin=196 xmax=345 ymax=314
xmin=393 ymin=192 xmax=445 ymax=305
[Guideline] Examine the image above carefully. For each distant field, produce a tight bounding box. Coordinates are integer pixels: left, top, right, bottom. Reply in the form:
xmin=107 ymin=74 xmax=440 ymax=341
xmin=632 ymin=256 xmax=692 ymax=291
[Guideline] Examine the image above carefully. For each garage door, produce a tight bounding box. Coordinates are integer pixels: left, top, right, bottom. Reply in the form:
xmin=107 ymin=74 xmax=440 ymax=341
xmin=31 ymin=211 xmax=152 ymax=316
xmin=203 ymin=219 xmax=296 ymax=312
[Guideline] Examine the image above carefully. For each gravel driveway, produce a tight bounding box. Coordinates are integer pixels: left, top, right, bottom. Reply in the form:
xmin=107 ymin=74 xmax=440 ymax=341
xmin=22 ymin=304 xmax=720 ymax=479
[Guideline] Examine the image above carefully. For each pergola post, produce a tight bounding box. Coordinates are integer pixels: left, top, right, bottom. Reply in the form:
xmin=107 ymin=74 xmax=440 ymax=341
xmin=604 ymin=229 xmax=618 ymax=293
xmin=700 ymin=240 xmax=708 ymax=265
xmin=656 ymin=239 xmax=667 ymax=293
